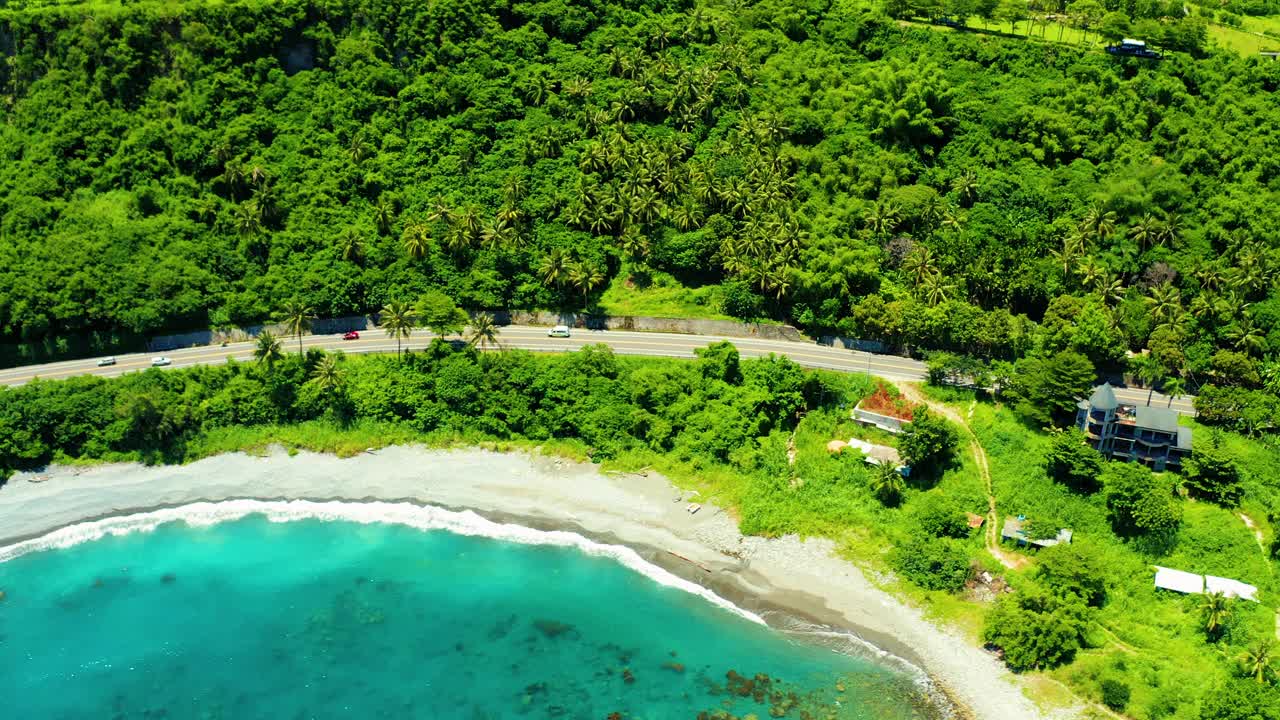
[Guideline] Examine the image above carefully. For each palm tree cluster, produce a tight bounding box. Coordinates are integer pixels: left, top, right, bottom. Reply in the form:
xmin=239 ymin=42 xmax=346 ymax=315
xmin=374 ymin=301 xmax=504 ymax=358
xmin=374 ymin=34 xmax=801 ymax=308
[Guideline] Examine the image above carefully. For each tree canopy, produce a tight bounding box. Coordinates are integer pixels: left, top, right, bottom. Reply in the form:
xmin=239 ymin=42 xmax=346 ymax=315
xmin=0 ymin=0 xmax=1276 ymax=420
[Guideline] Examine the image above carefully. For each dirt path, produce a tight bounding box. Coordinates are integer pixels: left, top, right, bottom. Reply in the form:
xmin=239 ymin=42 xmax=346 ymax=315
xmin=897 ymin=383 xmax=1026 ymax=570
xmin=1239 ymin=513 xmax=1268 ymax=555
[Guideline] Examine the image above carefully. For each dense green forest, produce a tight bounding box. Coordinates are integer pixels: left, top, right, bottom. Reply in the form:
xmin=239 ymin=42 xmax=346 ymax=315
xmin=1 ymin=341 xmax=1277 ymax=718
xmin=1 ymin=0 xmax=1279 ymax=396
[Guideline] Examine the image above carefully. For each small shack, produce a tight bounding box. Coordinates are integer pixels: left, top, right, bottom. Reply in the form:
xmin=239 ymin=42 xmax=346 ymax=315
xmin=1001 ymin=517 xmax=1072 ymax=548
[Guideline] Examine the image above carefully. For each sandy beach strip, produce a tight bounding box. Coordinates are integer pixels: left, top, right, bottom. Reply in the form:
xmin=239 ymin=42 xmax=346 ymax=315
xmin=0 ymin=446 xmax=1063 ymax=720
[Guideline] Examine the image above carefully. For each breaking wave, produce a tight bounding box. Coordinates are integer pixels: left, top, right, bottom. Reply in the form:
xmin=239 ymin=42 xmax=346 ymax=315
xmin=0 ymin=498 xmax=766 ymax=625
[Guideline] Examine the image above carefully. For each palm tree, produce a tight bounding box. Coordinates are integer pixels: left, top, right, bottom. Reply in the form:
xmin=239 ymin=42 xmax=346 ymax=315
xmin=372 ymin=196 xmax=395 ymax=235
xmin=467 ymin=312 xmax=501 ymax=350
xmin=234 ymin=202 xmax=262 ymax=238
xmin=1144 ymin=283 xmax=1182 ymax=327
xmin=308 ymin=353 xmax=344 ymax=394
xmin=864 ymin=201 xmax=900 ymax=238
xmin=617 ymin=227 xmax=651 ymax=262
xmin=380 ymin=301 xmax=417 ymax=359
xmin=1076 ymin=255 xmax=1104 ymax=290
xmin=254 ymin=331 xmax=283 ymax=366
xmin=402 ymin=223 xmax=430 ymax=260
xmin=568 ymin=259 xmax=607 ymax=300
xmin=1162 ymin=376 xmax=1187 ymax=408
xmin=1199 ymin=591 xmax=1231 ymax=638
xmin=951 ymin=171 xmax=978 ymax=205
xmin=1129 ymin=213 xmax=1157 ymax=250
xmin=1051 ymin=233 xmax=1085 ymax=278
xmin=1080 ymin=203 xmax=1117 ymax=242
xmin=1132 ymin=355 xmax=1163 ymax=406
xmin=348 ymin=134 xmax=368 ymax=164
xmin=1239 ymin=638 xmax=1277 ymax=685
xmin=1095 ymin=272 xmax=1126 ymax=307
xmin=1225 ymin=317 xmax=1267 ymax=356
xmin=338 ymin=228 xmax=364 ymax=263
xmin=902 ymin=245 xmax=937 ymax=288
xmin=869 ymin=463 xmax=905 ymax=506
xmin=1197 ymin=265 xmax=1225 ymax=293
xmin=442 ymin=221 xmax=472 ymax=255
xmin=1156 ymin=211 xmax=1181 ymax=247
xmin=539 ymin=249 xmax=569 ymax=288
xmin=280 ymin=300 xmax=314 ymax=355
xmin=921 ymin=271 xmax=955 ymax=306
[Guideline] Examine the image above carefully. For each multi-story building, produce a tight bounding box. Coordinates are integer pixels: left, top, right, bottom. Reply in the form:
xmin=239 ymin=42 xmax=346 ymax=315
xmin=1076 ymin=383 xmax=1192 ymax=471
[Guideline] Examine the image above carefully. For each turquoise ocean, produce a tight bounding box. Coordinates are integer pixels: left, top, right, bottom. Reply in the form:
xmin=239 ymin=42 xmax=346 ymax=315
xmin=0 ymin=501 xmax=946 ymax=720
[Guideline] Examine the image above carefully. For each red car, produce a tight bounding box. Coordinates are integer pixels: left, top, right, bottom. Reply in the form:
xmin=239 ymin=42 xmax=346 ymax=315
xmin=342 ymin=331 xmax=360 ymax=340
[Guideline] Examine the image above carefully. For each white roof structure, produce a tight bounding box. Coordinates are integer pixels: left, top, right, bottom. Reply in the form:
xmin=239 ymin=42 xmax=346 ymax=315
xmin=1153 ymin=566 xmax=1204 ymax=595
xmin=1153 ymin=567 xmax=1260 ymax=603
xmin=1205 ymin=575 xmax=1260 ymax=602
xmin=845 ymin=438 xmax=901 ymax=466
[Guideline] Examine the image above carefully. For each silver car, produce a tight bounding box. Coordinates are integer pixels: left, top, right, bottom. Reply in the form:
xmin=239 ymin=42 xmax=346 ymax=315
xmin=97 ymin=356 xmax=116 ymax=367
xmin=151 ymin=357 xmax=172 ymax=367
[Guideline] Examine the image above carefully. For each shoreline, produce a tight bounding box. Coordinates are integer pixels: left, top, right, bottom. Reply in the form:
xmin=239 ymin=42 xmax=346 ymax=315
xmin=0 ymin=446 xmax=1062 ymax=720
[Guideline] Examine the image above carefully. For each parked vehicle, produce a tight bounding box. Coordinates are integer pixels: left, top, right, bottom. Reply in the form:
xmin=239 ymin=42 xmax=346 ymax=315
xmin=547 ymin=325 xmax=571 ymax=338
xmin=151 ymin=357 xmax=172 ymax=367
xmin=97 ymin=356 xmax=116 ymax=367
xmin=342 ymin=331 xmax=360 ymax=340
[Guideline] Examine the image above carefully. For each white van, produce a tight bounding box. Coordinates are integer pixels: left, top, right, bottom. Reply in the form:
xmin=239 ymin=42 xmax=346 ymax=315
xmin=547 ymin=325 xmax=571 ymax=338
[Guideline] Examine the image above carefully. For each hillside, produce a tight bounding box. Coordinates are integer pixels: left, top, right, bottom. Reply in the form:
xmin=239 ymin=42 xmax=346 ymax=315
xmin=0 ymin=0 xmax=1277 ymax=373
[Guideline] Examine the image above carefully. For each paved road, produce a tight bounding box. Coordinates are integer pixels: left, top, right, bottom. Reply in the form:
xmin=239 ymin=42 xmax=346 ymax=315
xmin=0 ymin=325 xmax=1195 ymax=414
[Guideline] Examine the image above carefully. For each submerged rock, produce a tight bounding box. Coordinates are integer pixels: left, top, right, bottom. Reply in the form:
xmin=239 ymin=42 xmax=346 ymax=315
xmin=161 ymin=573 xmax=177 ymax=584
xmin=533 ymin=619 xmax=574 ymax=639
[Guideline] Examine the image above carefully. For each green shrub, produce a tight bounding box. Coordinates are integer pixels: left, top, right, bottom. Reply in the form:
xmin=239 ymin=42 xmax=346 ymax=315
xmin=982 ymin=586 xmax=1092 ymax=672
xmin=890 ymin=536 xmax=971 ymax=592
xmin=910 ymin=492 xmax=970 ymax=538
xmin=1100 ymin=678 xmax=1130 ymax=711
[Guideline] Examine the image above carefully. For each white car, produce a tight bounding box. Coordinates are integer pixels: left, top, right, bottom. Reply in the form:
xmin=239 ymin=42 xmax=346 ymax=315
xmin=151 ymin=357 xmax=172 ymax=367
xmin=96 ymin=356 xmax=116 ymax=367
xmin=547 ymin=325 xmax=571 ymax=338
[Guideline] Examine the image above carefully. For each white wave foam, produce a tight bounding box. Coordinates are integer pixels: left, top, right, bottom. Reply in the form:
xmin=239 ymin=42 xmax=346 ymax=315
xmin=0 ymin=499 xmax=766 ymax=625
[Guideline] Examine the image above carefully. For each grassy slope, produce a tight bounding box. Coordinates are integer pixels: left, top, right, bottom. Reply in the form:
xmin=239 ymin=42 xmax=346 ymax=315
xmin=943 ymin=387 xmax=1279 ymax=719
xmin=596 ymin=268 xmax=736 ymax=322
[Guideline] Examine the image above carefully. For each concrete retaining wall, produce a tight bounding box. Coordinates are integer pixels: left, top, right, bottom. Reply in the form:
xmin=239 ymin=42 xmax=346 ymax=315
xmin=149 ymin=316 xmax=371 ymax=351
xmin=489 ymin=310 xmax=807 ymax=342
xmin=852 ymin=406 xmax=909 ymax=434
xmin=818 ymin=335 xmax=892 ymax=354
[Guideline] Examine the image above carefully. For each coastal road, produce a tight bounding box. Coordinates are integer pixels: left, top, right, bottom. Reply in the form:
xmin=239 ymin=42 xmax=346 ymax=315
xmin=0 ymin=325 xmax=1195 ymax=414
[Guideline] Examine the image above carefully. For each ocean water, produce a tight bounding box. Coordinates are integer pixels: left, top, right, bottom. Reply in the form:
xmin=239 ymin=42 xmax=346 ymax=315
xmin=0 ymin=501 xmax=945 ymax=720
